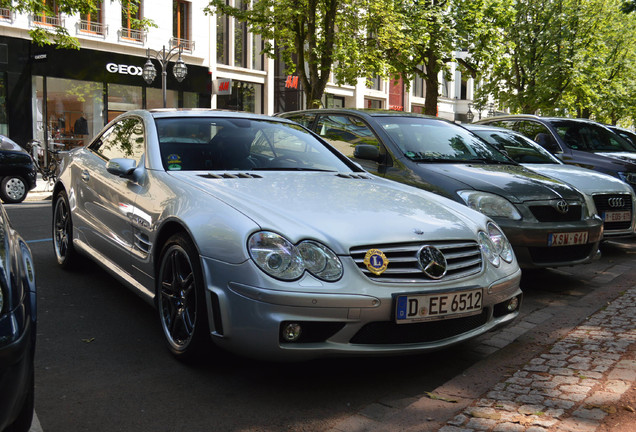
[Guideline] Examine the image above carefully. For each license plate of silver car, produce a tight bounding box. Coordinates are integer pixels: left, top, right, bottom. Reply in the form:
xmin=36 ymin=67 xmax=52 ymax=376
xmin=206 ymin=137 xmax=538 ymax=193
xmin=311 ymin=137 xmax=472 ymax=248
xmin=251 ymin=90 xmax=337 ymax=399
xmin=548 ymin=231 xmax=588 ymax=246
xmin=603 ymin=211 xmax=632 ymax=222
xmin=395 ymin=289 xmax=483 ymax=323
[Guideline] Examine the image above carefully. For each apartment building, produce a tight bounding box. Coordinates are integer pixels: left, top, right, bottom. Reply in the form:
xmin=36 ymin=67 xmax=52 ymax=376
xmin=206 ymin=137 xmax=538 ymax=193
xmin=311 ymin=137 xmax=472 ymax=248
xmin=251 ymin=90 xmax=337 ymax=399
xmin=0 ymin=0 xmax=473 ymax=148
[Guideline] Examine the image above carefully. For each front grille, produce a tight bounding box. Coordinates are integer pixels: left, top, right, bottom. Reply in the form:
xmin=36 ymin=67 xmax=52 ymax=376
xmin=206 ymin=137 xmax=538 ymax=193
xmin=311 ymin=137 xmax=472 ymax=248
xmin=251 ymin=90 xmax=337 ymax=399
xmin=350 ymin=309 xmax=489 ymax=344
xmin=529 ymin=204 xmax=582 ymax=222
xmin=350 ymin=240 xmax=482 ymax=283
xmin=593 ymin=194 xmax=633 ymax=231
xmin=528 ymin=244 xmax=595 ymax=264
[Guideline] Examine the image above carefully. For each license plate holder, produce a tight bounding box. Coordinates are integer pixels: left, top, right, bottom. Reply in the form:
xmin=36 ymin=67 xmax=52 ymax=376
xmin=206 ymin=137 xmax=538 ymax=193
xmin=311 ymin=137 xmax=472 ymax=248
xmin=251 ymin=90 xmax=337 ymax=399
xmin=548 ymin=231 xmax=588 ymax=247
xmin=395 ymin=289 xmax=483 ymax=323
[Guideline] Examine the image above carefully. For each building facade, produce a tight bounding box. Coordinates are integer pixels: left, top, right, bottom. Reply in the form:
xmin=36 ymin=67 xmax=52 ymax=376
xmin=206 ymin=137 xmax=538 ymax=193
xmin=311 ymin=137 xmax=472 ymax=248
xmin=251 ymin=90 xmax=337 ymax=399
xmin=0 ymin=1 xmax=474 ymax=148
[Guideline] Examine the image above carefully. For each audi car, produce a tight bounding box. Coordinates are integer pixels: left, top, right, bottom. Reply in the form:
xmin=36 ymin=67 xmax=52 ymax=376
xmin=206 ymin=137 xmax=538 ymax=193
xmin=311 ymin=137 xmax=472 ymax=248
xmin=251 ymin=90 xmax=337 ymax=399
xmin=466 ymin=124 xmax=636 ymax=239
xmin=52 ymin=109 xmax=522 ymax=361
xmin=278 ymin=109 xmax=603 ymax=269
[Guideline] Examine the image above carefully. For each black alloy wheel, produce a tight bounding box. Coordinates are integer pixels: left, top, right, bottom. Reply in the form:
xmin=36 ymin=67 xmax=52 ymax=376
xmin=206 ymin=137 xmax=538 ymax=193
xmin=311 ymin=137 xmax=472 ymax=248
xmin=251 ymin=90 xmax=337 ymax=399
xmin=157 ymin=233 xmax=210 ymax=361
xmin=52 ymin=191 xmax=77 ymax=268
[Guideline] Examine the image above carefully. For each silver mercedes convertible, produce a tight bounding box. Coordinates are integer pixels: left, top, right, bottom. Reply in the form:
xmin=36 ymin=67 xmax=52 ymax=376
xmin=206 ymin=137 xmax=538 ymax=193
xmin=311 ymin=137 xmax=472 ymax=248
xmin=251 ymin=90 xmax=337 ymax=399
xmin=52 ymin=110 xmax=522 ymax=361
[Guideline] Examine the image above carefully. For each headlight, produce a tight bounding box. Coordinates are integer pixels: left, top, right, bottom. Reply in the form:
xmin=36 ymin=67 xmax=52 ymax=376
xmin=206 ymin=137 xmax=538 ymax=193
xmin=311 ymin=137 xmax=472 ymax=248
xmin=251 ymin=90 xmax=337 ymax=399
xmin=458 ymin=191 xmax=522 ymax=220
xmin=248 ymin=232 xmax=343 ymax=281
xmin=478 ymin=222 xmax=514 ymax=266
xmin=618 ymin=171 xmax=636 ymax=186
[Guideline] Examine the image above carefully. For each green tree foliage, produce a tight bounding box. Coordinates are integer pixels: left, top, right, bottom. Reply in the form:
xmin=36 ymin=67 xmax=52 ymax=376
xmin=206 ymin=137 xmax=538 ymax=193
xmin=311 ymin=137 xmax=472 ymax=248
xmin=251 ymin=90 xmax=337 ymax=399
xmin=206 ymin=0 xmax=393 ymax=108
xmin=480 ymin=0 xmax=636 ymax=125
xmin=373 ymin=0 xmax=514 ymax=116
xmin=0 ymin=1 xmax=152 ymax=49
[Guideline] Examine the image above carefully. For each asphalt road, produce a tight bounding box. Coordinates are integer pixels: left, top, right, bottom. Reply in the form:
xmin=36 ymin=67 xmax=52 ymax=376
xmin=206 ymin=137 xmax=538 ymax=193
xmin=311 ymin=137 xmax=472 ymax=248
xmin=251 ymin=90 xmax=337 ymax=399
xmin=5 ymin=200 xmax=635 ymax=432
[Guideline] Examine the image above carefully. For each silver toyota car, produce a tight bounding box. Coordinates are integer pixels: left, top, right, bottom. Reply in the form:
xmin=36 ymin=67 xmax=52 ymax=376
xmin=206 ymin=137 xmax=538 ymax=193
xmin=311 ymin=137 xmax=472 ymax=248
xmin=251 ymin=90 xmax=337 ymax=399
xmin=52 ymin=110 xmax=522 ymax=361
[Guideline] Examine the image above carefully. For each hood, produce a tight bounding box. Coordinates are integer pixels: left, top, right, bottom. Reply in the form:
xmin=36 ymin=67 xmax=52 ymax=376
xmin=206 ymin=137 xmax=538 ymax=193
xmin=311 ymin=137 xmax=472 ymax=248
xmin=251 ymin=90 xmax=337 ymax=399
xmin=170 ymin=172 xmax=489 ymax=253
xmin=523 ymin=164 xmax=633 ymax=195
xmin=595 ymin=152 xmax=636 ymax=166
xmin=416 ymin=163 xmax=583 ymax=203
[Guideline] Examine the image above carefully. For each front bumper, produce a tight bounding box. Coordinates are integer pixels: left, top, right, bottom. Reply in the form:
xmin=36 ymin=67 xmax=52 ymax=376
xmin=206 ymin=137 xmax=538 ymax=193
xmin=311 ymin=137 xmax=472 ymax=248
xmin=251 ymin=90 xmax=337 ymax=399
xmin=201 ymin=257 xmax=522 ymax=361
xmin=496 ymin=217 xmax=603 ymax=268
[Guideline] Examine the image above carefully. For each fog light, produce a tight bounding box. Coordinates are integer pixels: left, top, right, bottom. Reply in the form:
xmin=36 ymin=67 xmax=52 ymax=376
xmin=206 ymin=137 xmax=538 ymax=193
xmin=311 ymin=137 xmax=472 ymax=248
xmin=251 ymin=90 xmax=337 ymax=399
xmin=507 ymin=296 xmax=519 ymax=312
xmin=282 ymin=323 xmax=302 ymax=342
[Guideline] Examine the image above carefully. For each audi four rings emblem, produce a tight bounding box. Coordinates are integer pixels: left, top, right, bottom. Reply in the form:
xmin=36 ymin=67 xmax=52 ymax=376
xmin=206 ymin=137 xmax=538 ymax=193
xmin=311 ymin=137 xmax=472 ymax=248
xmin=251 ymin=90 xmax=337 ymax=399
xmin=418 ymin=245 xmax=447 ymax=279
xmin=608 ymin=197 xmax=625 ymax=208
xmin=555 ymin=200 xmax=569 ymax=214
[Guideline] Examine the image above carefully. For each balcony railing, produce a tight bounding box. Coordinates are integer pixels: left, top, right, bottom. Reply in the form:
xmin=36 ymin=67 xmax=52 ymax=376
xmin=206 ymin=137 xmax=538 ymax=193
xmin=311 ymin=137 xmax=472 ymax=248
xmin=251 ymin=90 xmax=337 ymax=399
xmin=0 ymin=8 xmax=11 ymax=20
xmin=169 ymin=37 xmax=195 ymax=52
xmin=78 ymin=20 xmax=107 ymax=36
xmin=32 ymin=13 xmax=63 ymax=27
xmin=118 ymin=27 xmax=146 ymax=43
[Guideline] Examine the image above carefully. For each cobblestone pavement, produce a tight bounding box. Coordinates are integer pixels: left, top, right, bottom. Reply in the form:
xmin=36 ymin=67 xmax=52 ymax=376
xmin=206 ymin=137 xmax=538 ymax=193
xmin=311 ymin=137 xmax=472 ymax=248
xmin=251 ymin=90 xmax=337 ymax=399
xmin=441 ymin=286 xmax=636 ymax=432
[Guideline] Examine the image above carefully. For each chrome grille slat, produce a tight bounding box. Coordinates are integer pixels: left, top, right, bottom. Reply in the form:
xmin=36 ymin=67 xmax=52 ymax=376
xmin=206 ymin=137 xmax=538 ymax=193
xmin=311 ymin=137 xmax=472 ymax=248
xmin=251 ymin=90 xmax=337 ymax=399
xmin=350 ymin=240 xmax=483 ymax=283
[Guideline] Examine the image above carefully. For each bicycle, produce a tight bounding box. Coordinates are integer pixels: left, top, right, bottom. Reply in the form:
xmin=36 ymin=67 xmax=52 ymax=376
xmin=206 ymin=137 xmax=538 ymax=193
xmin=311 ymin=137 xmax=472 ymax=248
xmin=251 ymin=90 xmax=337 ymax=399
xmin=25 ymin=139 xmax=63 ymax=182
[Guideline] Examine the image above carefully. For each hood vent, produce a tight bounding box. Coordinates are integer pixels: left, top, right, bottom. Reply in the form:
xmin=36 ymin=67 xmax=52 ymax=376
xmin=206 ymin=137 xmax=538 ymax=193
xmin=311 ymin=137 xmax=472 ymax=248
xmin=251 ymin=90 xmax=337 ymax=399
xmin=199 ymin=172 xmax=263 ymax=179
xmin=337 ymin=173 xmax=371 ymax=180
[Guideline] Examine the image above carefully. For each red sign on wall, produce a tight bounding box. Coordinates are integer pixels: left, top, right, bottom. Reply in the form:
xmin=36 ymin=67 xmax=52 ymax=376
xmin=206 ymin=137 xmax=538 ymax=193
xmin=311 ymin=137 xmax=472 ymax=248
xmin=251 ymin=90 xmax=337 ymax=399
xmin=285 ymin=75 xmax=299 ymax=89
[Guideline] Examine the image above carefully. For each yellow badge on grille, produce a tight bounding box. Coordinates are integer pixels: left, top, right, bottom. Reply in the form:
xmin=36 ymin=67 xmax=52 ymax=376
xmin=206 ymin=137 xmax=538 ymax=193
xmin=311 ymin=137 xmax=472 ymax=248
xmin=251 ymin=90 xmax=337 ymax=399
xmin=363 ymin=249 xmax=389 ymax=275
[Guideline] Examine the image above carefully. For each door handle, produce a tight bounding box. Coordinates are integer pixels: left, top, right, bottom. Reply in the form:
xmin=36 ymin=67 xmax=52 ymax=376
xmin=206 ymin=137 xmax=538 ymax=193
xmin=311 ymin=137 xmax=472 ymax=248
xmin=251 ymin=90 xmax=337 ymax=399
xmin=81 ymin=170 xmax=90 ymax=182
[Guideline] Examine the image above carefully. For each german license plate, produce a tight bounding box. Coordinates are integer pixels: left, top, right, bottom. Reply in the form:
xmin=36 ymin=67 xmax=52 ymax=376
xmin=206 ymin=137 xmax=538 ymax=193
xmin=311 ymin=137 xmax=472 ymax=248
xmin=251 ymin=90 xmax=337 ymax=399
xmin=603 ymin=211 xmax=631 ymax=222
xmin=548 ymin=231 xmax=588 ymax=246
xmin=395 ymin=289 xmax=483 ymax=323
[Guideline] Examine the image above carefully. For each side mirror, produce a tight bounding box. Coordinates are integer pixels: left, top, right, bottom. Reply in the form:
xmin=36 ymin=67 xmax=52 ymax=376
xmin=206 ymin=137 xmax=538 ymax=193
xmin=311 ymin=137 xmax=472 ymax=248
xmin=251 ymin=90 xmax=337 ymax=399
xmin=353 ymin=144 xmax=381 ymax=162
xmin=106 ymin=158 xmax=137 ymax=178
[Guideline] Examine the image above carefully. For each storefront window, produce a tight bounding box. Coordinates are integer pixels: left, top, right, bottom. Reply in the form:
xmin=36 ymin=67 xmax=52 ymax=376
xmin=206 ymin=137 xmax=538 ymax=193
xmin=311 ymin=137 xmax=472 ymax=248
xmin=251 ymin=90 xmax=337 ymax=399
xmin=107 ymin=83 xmax=141 ymax=123
xmin=183 ymin=92 xmax=199 ymax=108
xmin=146 ymin=88 xmax=178 ymax=109
xmin=216 ymin=81 xmax=263 ymax=113
xmin=0 ymin=73 xmax=7 ymax=136
xmin=32 ymin=76 xmax=104 ymax=149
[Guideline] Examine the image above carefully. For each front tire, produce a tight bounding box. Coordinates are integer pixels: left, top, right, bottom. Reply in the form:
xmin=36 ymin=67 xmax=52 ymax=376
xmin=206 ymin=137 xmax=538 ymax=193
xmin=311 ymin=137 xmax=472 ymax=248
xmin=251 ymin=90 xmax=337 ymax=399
xmin=157 ymin=233 xmax=211 ymax=362
xmin=52 ymin=190 xmax=78 ymax=269
xmin=0 ymin=176 xmax=28 ymax=203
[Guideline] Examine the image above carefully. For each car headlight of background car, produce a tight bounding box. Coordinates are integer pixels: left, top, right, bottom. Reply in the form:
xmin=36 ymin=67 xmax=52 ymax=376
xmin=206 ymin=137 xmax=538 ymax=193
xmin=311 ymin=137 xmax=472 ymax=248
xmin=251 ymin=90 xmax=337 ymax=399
xmin=618 ymin=171 xmax=636 ymax=187
xmin=478 ymin=222 xmax=515 ymax=266
xmin=458 ymin=190 xmax=522 ymax=220
xmin=248 ymin=231 xmax=343 ymax=281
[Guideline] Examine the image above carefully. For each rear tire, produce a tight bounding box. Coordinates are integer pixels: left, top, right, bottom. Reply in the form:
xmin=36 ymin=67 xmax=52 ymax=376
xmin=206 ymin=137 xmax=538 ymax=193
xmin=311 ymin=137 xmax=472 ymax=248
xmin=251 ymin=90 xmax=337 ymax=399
xmin=52 ymin=190 xmax=78 ymax=269
xmin=157 ymin=233 xmax=211 ymax=362
xmin=0 ymin=176 xmax=28 ymax=203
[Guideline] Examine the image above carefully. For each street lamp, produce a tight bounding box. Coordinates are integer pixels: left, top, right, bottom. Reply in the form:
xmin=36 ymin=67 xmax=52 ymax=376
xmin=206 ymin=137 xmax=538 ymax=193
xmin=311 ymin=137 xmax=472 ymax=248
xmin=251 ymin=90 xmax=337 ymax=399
xmin=142 ymin=45 xmax=188 ymax=108
xmin=466 ymin=103 xmax=474 ymax=123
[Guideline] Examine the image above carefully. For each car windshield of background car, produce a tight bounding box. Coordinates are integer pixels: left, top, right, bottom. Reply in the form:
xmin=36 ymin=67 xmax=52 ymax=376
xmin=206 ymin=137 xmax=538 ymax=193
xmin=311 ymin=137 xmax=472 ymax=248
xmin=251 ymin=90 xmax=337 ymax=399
xmin=377 ymin=117 xmax=513 ymax=164
xmin=552 ymin=121 xmax=636 ymax=152
xmin=155 ymin=117 xmax=355 ymax=172
xmin=474 ymin=130 xmax=560 ymax=164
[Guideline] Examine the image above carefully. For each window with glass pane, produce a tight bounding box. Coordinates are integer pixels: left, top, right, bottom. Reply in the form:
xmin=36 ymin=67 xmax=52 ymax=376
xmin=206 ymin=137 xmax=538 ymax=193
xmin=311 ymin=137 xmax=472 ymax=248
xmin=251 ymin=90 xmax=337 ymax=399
xmin=173 ymin=0 xmax=190 ymax=43
xmin=121 ymin=0 xmax=142 ymax=40
xmin=234 ymin=0 xmax=248 ymax=67
xmin=216 ymin=3 xmax=229 ymax=64
xmin=34 ymin=0 xmax=60 ymax=25
xmin=80 ymin=2 xmax=104 ymax=34
xmin=108 ymin=83 xmax=142 ymax=123
xmin=252 ymin=32 xmax=263 ymax=70
xmin=93 ymin=117 xmax=145 ymax=162
xmin=146 ymin=88 xmax=179 ymax=109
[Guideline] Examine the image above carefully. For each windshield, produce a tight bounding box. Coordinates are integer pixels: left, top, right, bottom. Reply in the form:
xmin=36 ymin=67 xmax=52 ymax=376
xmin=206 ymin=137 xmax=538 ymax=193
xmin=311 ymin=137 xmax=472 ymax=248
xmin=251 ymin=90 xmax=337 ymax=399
xmin=471 ymin=129 xmax=559 ymax=164
xmin=376 ymin=116 xmax=513 ymax=164
xmin=155 ymin=117 xmax=356 ymax=172
xmin=552 ymin=120 xmax=636 ymax=152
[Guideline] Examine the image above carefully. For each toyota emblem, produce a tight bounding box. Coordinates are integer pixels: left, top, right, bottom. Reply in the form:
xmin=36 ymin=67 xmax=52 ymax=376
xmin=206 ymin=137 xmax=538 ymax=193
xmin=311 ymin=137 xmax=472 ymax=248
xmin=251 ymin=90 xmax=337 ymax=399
xmin=555 ymin=200 xmax=569 ymax=214
xmin=417 ymin=245 xmax=447 ymax=279
xmin=608 ymin=197 xmax=625 ymax=208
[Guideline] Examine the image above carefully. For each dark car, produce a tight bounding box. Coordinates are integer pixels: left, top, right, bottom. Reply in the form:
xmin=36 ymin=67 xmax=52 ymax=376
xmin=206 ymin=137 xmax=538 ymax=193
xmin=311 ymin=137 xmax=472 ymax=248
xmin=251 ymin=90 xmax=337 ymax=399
xmin=606 ymin=125 xmax=636 ymax=148
xmin=0 ymin=136 xmax=37 ymax=204
xmin=278 ymin=109 xmax=603 ymax=269
xmin=475 ymin=115 xmax=636 ymax=189
xmin=0 ymin=203 xmax=37 ymax=431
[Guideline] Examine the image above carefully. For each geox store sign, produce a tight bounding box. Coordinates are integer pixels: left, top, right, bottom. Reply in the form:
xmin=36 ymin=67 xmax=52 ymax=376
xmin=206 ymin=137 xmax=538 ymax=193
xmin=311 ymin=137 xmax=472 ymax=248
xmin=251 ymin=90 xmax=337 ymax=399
xmin=106 ymin=63 xmax=144 ymax=76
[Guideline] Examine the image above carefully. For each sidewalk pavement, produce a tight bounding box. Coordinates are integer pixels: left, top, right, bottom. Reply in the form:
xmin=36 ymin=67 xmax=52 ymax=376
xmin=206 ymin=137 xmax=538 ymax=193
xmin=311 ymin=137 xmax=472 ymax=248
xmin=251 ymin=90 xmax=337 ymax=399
xmin=328 ymin=254 xmax=636 ymax=432
xmin=26 ymin=175 xmax=54 ymax=201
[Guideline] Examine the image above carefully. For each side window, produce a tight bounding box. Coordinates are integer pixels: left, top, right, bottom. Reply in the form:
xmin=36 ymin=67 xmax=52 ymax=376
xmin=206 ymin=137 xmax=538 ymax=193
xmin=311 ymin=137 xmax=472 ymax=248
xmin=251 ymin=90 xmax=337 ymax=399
xmin=315 ymin=115 xmax=381 ymax=158
xmin=91 ymin=117 xmax=145 ymax=162
xmin=284 ymin=113 xmax=317 ymax=129
xmin=489 ymin=120 xmax=516 ymax=130
xmin=515 ymin=121 xmax=559 ymax=152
